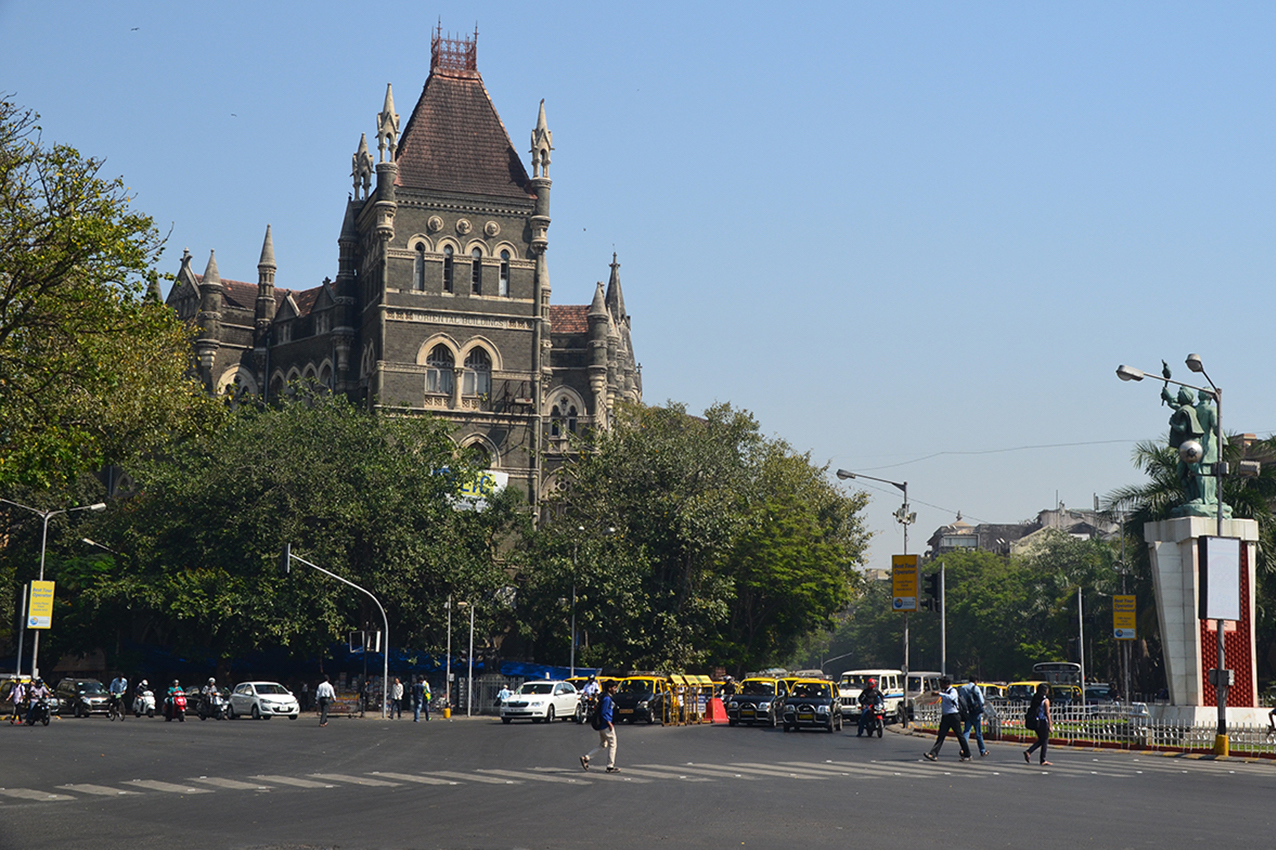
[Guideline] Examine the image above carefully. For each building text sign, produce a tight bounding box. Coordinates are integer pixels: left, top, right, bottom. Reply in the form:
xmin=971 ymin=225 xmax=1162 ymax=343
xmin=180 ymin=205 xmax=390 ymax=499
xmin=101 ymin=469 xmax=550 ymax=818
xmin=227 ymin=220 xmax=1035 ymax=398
xmin=891 ymin=555 xmax=918 ymax=612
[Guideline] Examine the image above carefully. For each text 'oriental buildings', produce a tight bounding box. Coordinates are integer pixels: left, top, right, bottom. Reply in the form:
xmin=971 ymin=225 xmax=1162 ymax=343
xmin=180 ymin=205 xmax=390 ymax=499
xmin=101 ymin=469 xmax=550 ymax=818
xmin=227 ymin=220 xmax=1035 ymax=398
xmin=167 ymin=30 xmax=641 ymax=503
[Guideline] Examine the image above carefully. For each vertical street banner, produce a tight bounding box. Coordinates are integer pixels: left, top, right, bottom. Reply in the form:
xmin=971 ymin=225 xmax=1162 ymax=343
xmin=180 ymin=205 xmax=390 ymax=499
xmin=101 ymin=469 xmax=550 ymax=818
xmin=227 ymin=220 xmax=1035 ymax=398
xmin=1113 ymin=594 xmax=1136 ymax=640
xmin=891 ymin=555 xmax=918 ymax=612
xmin=27 ymin=580 xmax=55 ymax=629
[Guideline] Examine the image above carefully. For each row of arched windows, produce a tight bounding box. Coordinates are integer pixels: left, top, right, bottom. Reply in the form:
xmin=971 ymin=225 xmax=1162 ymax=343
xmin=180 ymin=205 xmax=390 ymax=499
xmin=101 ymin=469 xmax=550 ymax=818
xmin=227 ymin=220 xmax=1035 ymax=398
xmin=415 ymin=244 xmax=511 ymax=296
xmin=426 ymin=345 xmax=491 ymax=395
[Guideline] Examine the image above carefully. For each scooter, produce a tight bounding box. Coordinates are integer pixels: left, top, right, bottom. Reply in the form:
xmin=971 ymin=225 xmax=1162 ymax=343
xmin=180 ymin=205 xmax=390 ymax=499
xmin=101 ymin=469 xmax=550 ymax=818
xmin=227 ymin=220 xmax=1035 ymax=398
xmin=199 ymin=690 xmax=227 ymax=720
xmin=164 ymin=690 xmax=186 ymax=722
xmin=133 ymin=688 xmax=156 ymax=718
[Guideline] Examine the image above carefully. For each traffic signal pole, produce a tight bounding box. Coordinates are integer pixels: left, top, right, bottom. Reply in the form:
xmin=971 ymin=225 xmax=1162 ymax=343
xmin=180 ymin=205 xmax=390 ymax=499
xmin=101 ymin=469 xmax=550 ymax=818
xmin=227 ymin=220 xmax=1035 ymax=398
xmin=940 ymin=564 xmax=946 ymax=677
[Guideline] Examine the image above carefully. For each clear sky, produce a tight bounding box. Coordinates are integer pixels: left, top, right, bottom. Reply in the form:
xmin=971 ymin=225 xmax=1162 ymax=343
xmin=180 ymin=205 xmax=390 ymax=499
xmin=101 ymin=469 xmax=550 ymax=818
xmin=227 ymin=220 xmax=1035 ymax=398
xmin=5 ymin=2 xmax=1275 ymax=567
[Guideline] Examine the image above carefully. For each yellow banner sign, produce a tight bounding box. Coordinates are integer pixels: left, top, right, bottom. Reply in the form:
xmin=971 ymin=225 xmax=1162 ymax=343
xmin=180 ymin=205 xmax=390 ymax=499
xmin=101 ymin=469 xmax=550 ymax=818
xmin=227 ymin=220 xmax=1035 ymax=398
xmin=1113 ymin=594 xmax=1136 ymax=640
xmin=28 ymin=581 xmax=55 ymax=629
xmin=892 ymin=555 xmax=918 ymax=612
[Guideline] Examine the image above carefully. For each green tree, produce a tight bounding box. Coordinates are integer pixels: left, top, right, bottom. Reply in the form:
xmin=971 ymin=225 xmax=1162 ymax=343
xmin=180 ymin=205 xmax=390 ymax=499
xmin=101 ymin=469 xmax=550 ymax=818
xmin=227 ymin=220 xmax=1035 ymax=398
xmin=520 ymin=402 xmax=869 ymax=674
xmin=68 ymin=392 xmax=516 ymax=670
xmin=0 ymin=98 xmax=219 ymax=489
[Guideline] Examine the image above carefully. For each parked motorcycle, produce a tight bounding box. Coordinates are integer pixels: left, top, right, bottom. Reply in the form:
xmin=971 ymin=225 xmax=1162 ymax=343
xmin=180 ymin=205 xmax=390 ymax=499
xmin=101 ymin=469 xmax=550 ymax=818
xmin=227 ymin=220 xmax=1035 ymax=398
xmin=133 ymin=687 xmax=156 ymax=718
xmin=199 ymin=690 xmax=227 ymax=720
xmin=25 ymin=696 xmax=55 ymax=726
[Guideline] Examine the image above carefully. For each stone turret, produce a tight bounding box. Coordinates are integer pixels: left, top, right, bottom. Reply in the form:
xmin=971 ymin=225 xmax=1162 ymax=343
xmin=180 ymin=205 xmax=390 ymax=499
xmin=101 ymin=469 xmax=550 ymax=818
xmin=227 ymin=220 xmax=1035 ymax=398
xmin=194 ymin=250 xmax=223 ymax=388
xmin=587 ymin=281 xmax=610 ymax=425
xmin=332 ymin=199 xmax=360 ymax=392
xmin=253 ymin=226 xmax=277 ymax=389
xmin=376 ymin=83 xmax=399 ymax=163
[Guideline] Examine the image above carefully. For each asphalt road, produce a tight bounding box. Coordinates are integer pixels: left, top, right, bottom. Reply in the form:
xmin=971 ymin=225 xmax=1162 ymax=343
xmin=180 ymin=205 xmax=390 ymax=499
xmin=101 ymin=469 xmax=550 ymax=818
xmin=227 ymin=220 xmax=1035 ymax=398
xmin=1 ymin=711 xmax=1274 ymax=850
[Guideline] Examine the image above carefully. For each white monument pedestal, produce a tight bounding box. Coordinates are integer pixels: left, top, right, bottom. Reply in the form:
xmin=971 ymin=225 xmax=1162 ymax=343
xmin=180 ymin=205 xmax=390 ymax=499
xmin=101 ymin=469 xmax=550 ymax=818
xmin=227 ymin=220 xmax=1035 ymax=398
xmin=1144 ymin=516 xmax=1259 ymax=713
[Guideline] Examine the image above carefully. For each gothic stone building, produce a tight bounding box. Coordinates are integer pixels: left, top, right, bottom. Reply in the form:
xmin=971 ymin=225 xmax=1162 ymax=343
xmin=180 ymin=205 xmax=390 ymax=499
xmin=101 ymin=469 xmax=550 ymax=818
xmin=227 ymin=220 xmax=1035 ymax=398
xmin=166 ymin=31 xmax=641 ymax=503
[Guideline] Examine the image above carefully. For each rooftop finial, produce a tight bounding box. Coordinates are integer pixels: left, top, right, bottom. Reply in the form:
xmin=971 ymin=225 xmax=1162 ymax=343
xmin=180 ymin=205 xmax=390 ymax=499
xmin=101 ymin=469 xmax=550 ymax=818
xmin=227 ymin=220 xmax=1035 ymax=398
xmin=530 ymin=99 xmax=553 ymax=178
xmin=258 ymin=224 xmax=275 ymax=268
xmin=376 ymin=85 xmax=399 ymax=162
xmin=431 ymin=21 xmax=478 ymax=74
xmin=352 ymin=133 xmax=374 ymax=199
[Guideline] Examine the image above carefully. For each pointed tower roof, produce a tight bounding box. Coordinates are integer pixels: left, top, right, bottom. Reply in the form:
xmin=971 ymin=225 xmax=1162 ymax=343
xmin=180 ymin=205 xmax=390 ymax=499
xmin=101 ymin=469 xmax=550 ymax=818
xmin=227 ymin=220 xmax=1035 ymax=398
xmin=202 ymin=250 xmax=221 ymax=287
xmin=588 ymin=281 xmax=608 ymax=317
xmin=605 ymin=253 xmax=626 ymax=320
xmin=394 ymin=27 xmax=533 ymax=200
xmin=258 ymin=224 xmax=275 ymax=267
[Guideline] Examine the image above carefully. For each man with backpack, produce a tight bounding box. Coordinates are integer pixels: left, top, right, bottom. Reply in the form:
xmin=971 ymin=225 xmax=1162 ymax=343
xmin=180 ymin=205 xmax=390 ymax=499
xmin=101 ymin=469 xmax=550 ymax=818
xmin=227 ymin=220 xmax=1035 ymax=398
xmin=923 ymin=676 xmax=971 ymax=762
xmin=580 ymin=679 xmax=620 ymax=773
xmin=958 ymin=681 xmax=988 ymax=757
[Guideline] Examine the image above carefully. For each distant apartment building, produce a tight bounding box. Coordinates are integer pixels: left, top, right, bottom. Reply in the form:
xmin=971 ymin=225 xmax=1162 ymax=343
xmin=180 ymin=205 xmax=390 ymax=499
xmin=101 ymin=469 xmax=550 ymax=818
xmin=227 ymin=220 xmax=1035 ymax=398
xmin=924 ymin=506 xmax=1121 ymax=559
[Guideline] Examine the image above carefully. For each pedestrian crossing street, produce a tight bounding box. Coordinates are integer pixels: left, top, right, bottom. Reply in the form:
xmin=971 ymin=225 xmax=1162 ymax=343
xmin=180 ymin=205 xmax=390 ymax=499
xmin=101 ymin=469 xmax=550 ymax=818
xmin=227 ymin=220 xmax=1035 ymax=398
xmin=0 ymin=753 xmax=1268 ymax=806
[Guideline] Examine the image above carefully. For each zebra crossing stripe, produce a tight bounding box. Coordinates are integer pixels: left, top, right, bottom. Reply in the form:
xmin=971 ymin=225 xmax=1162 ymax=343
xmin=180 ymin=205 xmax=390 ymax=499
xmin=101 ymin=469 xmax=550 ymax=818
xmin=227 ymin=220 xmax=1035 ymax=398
xmin=730 ymin=762 xmax=847 ymax=778
xmin=635 ymin=763 xmax=758 ymax=780
xmin=57 ymin=784 xmax=139 ymax=796
xmin=0 ymin=788 xmax=75 ymax=801
xmin=428 ymin=771 xmax=521 ymax=785
xmin=252 ymin=775 xmax=336 ymax=789
xmin=125 ymin=780 xmax=212 ymax=794
xmin=370 ymin=771 xmax=460 ymax=785
xmin=188 ymin=777 xmax=272 ymax=790
xmin=479 ymin=769 xmax=593 ymax=785
xmin=778 ymin=761 xmax=879 ymax=777
xmin=309 ymin=773 xmax=402 ymax=787
xmin=605 ymin=766 xmax=713 ymax=781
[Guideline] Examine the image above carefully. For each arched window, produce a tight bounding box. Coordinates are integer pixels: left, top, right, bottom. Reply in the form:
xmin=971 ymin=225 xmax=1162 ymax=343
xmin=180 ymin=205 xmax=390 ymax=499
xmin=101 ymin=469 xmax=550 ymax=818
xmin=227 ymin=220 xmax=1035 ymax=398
xmin=463 ymin=442 xmax=492 ymax=468
xmin=463 ymin=347 xmax=491 ymax=396
xmin=499 ymin=250 xmax=510 ymax=296
xmin=319 ymin=363 xmax=333 ymax=389
xmin=442 ymin=246 xmax=454 ymax=293
xmin=550 ymin=404 xmax=562 ymax=437
xmin=566 ymin=404 xmax=578 ymax=434
xmin=426 ymin=345 xmax=454 ymax=394
xmin=414 ymin=243 xmax=426 ymax=290
xmin=471 ymin=248 xmax=483 ymax=295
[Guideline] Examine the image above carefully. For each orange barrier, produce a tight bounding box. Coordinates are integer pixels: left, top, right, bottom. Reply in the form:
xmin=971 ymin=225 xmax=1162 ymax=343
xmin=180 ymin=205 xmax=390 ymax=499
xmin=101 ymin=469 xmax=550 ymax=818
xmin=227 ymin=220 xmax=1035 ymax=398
xmin=707 ymin=697 xmax=729 ymax=724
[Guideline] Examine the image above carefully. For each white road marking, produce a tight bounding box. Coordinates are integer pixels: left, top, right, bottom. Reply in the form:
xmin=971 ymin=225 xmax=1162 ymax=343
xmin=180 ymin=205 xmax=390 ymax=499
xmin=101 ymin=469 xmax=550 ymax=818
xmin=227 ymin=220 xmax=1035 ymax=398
xmin=125 ymin=780 xmax=212 ymax=794
xmin=309 ymin=773 xmax=402 ymax=787
xmin=188 ymin=777 xmax=272 ymax=790
xmin=427 ymin=771 xmax=522 ymax=785
xmin=0 ymin=788 xmax=75 ymax=801
xmin=252 ymin=775 xmax=336 ymax=789
xmin=479 ymin=769 xmax=593 ymax=785
xmin=370 ymin=771 xmax=461 ymax=785
xmin=57 ymin=784 xmax=139 ymax=796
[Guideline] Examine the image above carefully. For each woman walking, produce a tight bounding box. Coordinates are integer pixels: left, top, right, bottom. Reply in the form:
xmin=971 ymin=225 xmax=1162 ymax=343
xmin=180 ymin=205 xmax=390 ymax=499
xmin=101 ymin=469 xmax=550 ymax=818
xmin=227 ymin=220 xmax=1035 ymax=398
xmin=1024 ymin=682 xmax=1052 ymax=766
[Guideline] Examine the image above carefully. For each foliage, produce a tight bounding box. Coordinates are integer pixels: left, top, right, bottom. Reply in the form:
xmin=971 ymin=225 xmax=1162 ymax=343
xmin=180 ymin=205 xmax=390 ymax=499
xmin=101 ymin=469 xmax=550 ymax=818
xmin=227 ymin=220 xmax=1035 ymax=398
xmin=43 ymin=392 xmax=520 ymax=669
xmin=518 ymin=402 xmax=869 ymax=674
xmin=0 ymin=98 xmax=221 ymax=489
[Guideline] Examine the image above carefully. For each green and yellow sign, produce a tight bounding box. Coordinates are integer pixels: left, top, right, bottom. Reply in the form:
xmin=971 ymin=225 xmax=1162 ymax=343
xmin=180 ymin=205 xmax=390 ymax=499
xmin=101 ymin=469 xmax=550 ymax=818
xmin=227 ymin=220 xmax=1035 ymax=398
xmin=27 ymin=580 xmax=55 ymax=629
xmin=892 ymin=555 xmax=918 ymax=612
xmin=1113 ymin=594 xmax=1136 ymax=640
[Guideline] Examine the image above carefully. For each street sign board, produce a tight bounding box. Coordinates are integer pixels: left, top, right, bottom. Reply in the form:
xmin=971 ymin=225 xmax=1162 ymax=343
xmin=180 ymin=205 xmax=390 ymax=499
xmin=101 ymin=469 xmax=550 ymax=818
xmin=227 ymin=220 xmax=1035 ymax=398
xmin=453 ymin=469 xmax=509 ymax=511
xmin=27 ymin=580 xmax=55 ymax=629
xmin=1198 ymin=536 xmax=1241 ymax=621
xmin=891 ymin=555 xmax=918 ymax=612
xmin=1113 ymin=594 xmax=1136 ymax=640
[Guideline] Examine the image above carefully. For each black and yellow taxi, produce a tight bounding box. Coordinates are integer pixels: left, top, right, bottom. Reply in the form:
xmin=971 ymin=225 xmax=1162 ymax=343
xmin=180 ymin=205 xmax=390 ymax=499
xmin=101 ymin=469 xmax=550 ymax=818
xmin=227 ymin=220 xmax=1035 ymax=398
xmin=611 ymin=674 xmax=672 ymax=725
xmin=724 ymin=677 xmax=784 ymax=727
xmin=781 ymin=678 xmax=843 ymax=733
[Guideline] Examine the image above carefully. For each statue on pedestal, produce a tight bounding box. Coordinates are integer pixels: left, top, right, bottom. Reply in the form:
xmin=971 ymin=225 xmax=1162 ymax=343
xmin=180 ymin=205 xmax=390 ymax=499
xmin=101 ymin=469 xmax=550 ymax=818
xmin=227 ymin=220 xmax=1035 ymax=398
xmin=1162 ymin=369 xmax=1230 ymax=518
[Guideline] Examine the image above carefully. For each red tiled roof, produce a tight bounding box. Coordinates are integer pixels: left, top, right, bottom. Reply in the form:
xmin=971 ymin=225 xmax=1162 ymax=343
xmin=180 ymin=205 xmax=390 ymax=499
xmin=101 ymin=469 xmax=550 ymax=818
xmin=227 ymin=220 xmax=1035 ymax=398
xmin=193 ymin=275 xmax=321 ymax=317
xmin=290 ymin=288 xmax=321 ymax=317
xmin=395 ymin=69 xmax=535 ymax=200
xmin=220 ymin=280 xmax=257 ymax=310
xmin=549 ymin=304 xmax=588 ymax=334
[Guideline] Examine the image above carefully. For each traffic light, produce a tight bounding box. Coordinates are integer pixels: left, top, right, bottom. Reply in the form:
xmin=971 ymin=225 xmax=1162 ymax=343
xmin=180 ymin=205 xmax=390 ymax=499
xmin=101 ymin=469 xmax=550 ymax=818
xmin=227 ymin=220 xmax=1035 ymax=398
xmin=922 ymin=572 xmax=940 ymax=612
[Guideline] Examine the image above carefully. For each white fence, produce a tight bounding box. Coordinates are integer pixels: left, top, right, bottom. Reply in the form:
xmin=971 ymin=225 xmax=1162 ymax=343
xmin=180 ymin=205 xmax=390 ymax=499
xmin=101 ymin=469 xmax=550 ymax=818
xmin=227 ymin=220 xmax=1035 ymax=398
xmin=913 ymin=700 xmax=1276 ymax=757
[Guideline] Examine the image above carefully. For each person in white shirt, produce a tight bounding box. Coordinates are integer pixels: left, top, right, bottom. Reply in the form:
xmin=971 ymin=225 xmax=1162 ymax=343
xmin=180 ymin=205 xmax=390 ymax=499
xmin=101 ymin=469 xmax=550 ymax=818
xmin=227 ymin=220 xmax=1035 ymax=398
xmin=924 ymin=676 xmax=971 ymax=762
xmin=316 ymin=675 xmax=336 ymax=726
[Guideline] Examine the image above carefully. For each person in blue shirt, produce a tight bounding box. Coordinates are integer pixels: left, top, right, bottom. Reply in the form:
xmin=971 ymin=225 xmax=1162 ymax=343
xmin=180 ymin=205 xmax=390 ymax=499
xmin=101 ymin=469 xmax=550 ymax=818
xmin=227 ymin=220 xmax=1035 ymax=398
xmin=924 ymin=677 xmax=971 ymax=762
xmin=580 ymin=679 xmax=620 ymax=773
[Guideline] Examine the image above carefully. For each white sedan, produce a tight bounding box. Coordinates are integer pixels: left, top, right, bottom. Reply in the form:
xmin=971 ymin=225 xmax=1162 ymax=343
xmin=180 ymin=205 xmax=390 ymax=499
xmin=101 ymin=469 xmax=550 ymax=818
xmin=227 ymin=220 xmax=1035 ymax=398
xmin=500 ymin=680 xmax=579 ymax=724
xmin=228 ymin=681 xmax=300 ymax=720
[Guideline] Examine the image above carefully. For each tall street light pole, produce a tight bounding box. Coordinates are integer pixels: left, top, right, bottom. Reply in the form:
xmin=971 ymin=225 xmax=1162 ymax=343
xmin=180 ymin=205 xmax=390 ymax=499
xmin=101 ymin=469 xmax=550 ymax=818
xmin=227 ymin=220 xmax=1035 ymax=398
xmin=1116 ymin=354 xmax=1232 ymax=754
xmin=0 ymin=499 xmax=106 ymax=679
xmin=458 ymin=601 xmax=475 ymax=717
xmin=836 ymin=470 xmax=915 ymax=724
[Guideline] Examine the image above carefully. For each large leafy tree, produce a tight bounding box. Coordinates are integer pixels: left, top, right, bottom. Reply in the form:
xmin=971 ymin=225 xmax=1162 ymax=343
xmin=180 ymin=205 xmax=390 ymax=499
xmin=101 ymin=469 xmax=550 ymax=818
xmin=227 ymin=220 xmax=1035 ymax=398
xmin=60 ymin=392 xmax=519 ymax=671
xmin=519 ymin=402 xmax=869 ymax=674
xmin=0 ymin=98 xmax=218 ymax=489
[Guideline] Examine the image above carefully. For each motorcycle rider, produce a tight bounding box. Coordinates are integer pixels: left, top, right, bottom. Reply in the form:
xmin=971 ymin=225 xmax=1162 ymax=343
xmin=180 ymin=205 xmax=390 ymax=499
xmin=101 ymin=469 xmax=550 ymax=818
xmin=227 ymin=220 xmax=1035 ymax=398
xmin=8 ymin=679 xmax=26 ymax=724
xmin=857 ymin=677 xmax=885 ymax=737
xmin=25 ymin=678 xmax=51 ymax=724
xmin=165 ymin=679 xmax=186 ymax=721
xmin=201 ymin=677 xmax=221 ymax=717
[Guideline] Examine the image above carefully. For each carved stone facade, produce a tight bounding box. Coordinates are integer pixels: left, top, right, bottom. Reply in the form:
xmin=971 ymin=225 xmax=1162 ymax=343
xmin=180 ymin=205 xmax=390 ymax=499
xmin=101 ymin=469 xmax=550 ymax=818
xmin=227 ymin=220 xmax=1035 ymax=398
xmin=166 ymin=28 xmax=640 ymax=503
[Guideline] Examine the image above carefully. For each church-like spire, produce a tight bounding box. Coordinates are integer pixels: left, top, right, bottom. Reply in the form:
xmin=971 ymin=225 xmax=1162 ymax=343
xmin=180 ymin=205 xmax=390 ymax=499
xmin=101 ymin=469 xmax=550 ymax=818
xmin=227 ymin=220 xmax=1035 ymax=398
xmin=258 ymin=224 xmax=276 ymax=268
xmin=202 ymin=249 xmax=221 ymax=287
xmin=588 ymin=280 xmax=608 ymax=317
xmin=377 ymin=84 xmax=400 ymax=162
xmin=605 ymin=252 xmax=626 ymax=323
xmin=352 ymin=133 xmax=374 ymax=199
xmin=530 ymin=99 xmax=553 ymax=179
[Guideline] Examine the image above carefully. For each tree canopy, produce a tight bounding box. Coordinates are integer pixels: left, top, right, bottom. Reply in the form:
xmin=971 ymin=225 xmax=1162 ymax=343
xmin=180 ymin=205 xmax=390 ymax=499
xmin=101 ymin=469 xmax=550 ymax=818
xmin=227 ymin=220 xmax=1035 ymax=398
xmin=0 ymin=97 xmax=219 ymax=489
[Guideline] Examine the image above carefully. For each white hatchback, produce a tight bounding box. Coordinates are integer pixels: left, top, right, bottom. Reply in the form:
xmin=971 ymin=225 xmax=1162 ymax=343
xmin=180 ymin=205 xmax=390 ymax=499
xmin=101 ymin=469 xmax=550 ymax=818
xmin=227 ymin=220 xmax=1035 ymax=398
xmin=229 ymin=681 xmax=300 ymax=720
xmin=500 ymin=680 xmax=579 ymax=724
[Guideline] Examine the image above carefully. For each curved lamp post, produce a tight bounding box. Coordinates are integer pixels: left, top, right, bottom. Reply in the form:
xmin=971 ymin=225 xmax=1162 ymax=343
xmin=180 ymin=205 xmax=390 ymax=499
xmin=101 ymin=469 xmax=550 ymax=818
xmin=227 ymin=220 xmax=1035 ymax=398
xmin=0 ymin=499 xmax=106 ymax=679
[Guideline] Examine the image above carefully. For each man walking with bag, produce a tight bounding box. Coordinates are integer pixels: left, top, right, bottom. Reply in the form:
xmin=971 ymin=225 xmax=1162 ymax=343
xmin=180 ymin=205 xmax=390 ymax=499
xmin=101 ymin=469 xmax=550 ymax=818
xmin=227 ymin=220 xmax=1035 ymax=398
xmin=580 ymin=679 xmax=620 ymax=773
xmin=958 ymin=681 xmax=988 ymax=757
xmin=924 ymin=677 xmax=971 ymax=762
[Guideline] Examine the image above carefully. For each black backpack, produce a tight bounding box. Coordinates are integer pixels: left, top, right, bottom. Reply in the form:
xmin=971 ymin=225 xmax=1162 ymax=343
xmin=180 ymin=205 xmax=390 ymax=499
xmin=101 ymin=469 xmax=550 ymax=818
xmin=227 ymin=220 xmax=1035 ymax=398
xmin=589 ymin=696 xmax=608 ymax=730
xmin=1024 ymin=694 xmax=1041 ymax=731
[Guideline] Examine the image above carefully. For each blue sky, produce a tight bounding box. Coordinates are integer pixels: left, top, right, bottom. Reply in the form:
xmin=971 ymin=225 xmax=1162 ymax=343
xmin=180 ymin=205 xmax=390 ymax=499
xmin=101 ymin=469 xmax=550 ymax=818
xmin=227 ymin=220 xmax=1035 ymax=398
xmin=5 ymin=2 xmax=1276 ymax=567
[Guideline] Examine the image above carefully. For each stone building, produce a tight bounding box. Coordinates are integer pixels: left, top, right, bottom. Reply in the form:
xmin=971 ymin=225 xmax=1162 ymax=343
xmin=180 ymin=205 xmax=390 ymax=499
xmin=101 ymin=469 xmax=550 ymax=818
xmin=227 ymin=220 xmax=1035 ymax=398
xmin=166 ymin=29 xmax=641 ymax=502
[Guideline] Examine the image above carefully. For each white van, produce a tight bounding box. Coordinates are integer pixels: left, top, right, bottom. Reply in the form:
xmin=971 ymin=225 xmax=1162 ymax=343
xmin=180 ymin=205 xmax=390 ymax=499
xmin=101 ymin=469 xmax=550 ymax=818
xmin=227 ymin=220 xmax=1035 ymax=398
xmin=837 ymin=669 xmax=904 ymax=720
xmin=904 ymin=671 xmax=944 ymax=721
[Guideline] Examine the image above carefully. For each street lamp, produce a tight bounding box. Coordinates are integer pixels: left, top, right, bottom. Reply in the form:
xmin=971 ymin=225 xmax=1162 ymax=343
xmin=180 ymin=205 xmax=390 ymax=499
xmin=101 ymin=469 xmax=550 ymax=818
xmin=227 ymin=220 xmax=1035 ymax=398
xmin=1116 ymin=354 xmax=1232 ymax=753
xmin=0 ymin=498 xmax=106 ymax=679
xmin=457 ymin=600 xmax=474 ymax=717
xmin=835 ymin=469 xmax=918 ymax=722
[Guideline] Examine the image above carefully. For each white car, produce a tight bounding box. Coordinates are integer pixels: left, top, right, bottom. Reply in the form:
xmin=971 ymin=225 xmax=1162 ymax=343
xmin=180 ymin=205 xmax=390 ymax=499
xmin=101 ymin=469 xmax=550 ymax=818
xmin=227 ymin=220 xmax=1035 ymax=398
xmin=500 ymin=680 xmax=579 ymax=724
xmin=228 ymin=681 xmax=300 ymax=720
